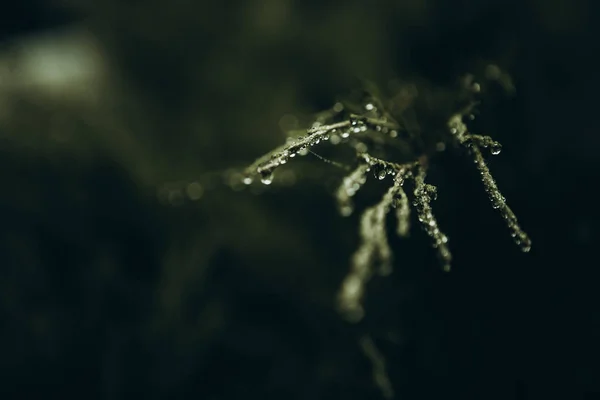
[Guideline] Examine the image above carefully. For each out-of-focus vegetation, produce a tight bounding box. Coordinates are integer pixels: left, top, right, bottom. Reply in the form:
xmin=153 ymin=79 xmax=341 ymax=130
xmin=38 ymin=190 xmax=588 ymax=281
xmin=0 ymin=0 xmax=598 ymax=399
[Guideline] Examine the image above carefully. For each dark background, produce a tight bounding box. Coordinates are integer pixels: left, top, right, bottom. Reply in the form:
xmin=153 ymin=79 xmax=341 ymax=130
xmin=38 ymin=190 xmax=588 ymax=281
xmin=0 ymin=0 xmax=598 ymax=399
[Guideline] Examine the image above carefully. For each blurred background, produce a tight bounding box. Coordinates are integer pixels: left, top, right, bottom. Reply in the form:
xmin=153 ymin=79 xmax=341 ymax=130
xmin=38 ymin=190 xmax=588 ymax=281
xmin=0 ymin=0 xmax=598 ymax=399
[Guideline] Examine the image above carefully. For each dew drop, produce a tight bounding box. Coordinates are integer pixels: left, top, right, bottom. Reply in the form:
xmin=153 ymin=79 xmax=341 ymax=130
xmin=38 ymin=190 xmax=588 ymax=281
xmin=186 ymin=182 xmax=204 ymax=200
xmin=491 ymin=143 xmax=502 ymax=155
xmin=260 ymin=169 xmax=274 ymax=185
xmin=354 ymin=142 xmax=368 ymax=153
xmin=340 ymin=205 xmax=353 ymax=216
xmin=243 ymin=176 xmax=253 ymax=185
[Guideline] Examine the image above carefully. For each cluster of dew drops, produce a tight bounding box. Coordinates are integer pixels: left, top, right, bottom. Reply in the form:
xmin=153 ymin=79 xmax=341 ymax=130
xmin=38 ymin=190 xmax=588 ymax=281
xmin=243 ymin=101 xmax=400 ymax=188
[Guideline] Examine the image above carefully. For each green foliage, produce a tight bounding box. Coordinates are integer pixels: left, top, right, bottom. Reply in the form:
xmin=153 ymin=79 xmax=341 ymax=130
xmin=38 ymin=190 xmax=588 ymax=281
xmin=242 ymin=70 xmax=531 ymax=324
